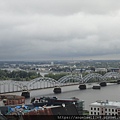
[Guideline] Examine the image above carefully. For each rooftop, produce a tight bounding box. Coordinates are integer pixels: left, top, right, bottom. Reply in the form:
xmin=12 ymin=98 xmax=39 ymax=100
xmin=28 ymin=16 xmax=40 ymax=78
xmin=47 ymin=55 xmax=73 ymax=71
xmin=90 ymin=100 xmax=120 ymax=108
xmin=0 ymin=94 xmax=25 ymax=100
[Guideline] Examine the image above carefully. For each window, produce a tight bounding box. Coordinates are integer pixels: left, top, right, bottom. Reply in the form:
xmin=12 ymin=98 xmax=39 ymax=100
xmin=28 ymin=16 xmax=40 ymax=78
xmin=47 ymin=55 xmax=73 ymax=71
xmin=94 ymin=108 xmax=96 ymax=110
xmin=98 ymin=112 xmax=99 ymax=115
xmin=115 ymin=109 xmax=117 ymax=112
xmin=94 ymin=112 xmax=96 ymax=115
xmin=112 ymin=109 xmax=114 ymax=112
xmin=112 ymin=113 xmax=114 ymax=116
xmin=91 ymin=112 xmax=93 ymax=115
xmin=105 ymin=108 xmax=107 ymax=111
xmin=91 ymin=107 xmax=93 ymax=110
xmin=109 ymin=109 xmax=110 ymax=112
xmin=98 ymin=108 xmax=99 ymax=111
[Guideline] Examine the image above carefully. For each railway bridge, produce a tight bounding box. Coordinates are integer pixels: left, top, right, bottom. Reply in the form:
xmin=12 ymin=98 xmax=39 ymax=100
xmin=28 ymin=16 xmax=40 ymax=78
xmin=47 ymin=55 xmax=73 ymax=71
xmin=0 ymin=72 xmax=120 ymax=97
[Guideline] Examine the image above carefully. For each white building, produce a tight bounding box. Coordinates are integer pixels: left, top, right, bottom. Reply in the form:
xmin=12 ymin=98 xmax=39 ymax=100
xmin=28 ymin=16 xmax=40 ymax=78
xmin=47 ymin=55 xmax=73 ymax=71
xmin=95 ymin=68 xmax=107 ymax=72
xmin=89 ymin=100 xmax=120 ymax=116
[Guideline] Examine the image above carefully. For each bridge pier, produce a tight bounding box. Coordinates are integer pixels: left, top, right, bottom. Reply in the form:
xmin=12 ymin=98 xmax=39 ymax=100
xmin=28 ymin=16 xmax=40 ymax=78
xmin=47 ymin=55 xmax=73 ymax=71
xmin=79 ymin=84 xmax=86 ymax=90
xmin=21 ymin=91 xmax=30 ymax=98
xmin=100 ymin=82 xmax=107 ymax=87
xmin=117 ymin=80 xmax=120 ymax=84
xmin=53 ymin=87 xmax=61 ymax=94
xmin=92 ymin=85 xmax=101 ymax=89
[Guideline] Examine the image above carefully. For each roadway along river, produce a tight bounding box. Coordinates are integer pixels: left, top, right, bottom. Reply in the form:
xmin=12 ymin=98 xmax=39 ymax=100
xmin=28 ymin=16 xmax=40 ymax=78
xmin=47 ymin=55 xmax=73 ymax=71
xmin=7 ymin=83 xmax=120 ymax=110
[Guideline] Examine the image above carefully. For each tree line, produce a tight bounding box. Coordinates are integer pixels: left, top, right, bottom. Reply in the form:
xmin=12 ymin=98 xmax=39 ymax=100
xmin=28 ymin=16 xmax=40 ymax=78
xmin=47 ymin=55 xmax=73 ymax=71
xmin=0 ymin=69 xmax=108 ymax=82
xmin=0 ymin=70 xmax=41 ymax=81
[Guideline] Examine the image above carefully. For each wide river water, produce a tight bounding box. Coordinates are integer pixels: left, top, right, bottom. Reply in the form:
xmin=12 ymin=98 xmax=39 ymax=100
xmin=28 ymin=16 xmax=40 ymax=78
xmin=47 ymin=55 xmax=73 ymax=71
xmin=7 ymin=83 xmax=120 ymax=110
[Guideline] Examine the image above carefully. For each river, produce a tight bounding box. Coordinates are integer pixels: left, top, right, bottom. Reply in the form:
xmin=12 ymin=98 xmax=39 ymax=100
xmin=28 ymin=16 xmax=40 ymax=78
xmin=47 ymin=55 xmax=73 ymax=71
xmin=7 ymin=83 xmax=120 ymax=110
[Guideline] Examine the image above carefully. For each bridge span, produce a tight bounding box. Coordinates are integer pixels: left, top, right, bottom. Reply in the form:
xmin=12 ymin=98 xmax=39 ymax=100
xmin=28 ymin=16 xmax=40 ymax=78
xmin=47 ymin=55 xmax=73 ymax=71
xmin=0 ymin=72 xmax=120 ymax=94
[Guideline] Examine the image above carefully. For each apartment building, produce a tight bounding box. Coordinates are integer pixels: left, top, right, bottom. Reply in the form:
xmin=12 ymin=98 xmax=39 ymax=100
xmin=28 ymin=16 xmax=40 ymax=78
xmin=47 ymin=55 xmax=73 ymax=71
xmin=89 ymin=100 xmax=120 ymax=116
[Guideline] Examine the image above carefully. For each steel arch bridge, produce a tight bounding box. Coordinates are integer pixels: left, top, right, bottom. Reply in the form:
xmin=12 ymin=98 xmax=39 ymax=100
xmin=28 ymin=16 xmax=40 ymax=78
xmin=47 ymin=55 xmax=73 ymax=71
xmin=58 ymin=75 xmax=81 ymax=83
xmin=26 ymin=77 xmax=60 ymax=90
xmin=0 ymin=78 xmax=59 ymax=93
xmin=103 ymin=72 xmax=120 ymax=79
xmin=0 ymin=80 xmax=25 ymax=93
xmin=57 ymin=74 xmax=82 ymax=86
xmin=82 ymin=73 xmax=104 ymax=83
xmin=82 ymin=72 xmax=120 ymax=83
xmin=0 ymin=72 xmax=120 ymax=93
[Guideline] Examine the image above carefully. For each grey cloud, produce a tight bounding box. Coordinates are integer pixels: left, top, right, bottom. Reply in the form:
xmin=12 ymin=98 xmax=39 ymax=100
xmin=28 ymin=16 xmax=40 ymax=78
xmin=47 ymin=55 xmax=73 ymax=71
xmin=1 ymin=0 xmax=120 ymax=60
xmin=1 ymin=0 xmax=120 ymax=15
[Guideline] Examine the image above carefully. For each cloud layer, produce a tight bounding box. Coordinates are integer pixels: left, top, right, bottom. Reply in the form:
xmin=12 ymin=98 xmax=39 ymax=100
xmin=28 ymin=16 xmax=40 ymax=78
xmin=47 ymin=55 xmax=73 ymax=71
xmin=0 ymin=0 xmax=120 ymax=61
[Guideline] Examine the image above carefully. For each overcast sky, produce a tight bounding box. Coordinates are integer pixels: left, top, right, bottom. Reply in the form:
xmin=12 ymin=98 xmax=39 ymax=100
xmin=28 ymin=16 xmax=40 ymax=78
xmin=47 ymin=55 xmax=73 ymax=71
xmin=1 ymin=0 xmax=120 ymax=61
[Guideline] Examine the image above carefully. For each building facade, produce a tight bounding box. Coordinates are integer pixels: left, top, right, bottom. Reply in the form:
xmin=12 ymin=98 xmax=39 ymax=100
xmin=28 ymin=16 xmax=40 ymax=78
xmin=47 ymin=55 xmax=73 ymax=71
xmin=0 ymin=94 xmax=25 ymax=106
xmin=89 ymin=100 xmax=120 ymax=116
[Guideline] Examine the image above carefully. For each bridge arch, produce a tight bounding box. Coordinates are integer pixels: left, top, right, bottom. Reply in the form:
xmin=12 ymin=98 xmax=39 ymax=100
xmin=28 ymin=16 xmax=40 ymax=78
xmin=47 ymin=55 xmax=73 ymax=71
xmin=82 ymin=73 xmax=104 ymax=83
xmin=0 ymin=80 xmax=24 ymax=93
xmin=27 ymin=77 xmax=60 ymax=90
xmin=57 ymin=75 xmax=82 ymax=85
xmin=103 ymin=72 xmax=120 ymax=80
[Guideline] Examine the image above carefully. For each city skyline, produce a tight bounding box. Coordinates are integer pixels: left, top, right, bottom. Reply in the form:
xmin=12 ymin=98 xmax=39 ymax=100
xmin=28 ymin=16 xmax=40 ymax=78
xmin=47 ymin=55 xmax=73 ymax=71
xmin=1 ymin=0 xmax=120 ymax=61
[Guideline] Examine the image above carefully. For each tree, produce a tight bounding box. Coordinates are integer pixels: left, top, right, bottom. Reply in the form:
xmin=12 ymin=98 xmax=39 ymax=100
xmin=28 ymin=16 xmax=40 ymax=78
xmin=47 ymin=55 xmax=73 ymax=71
xmin=44 ymin=73 xmax=69 ymax=80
